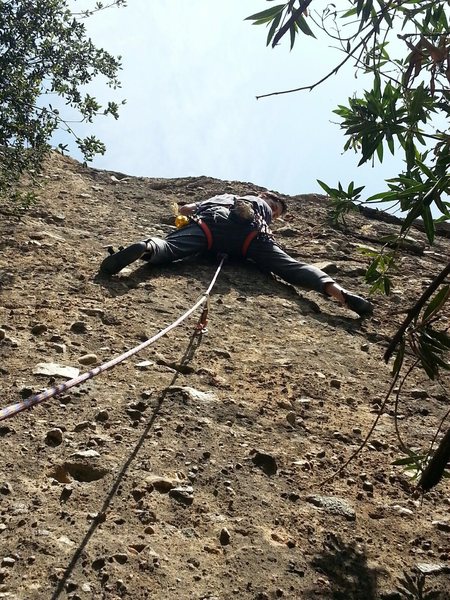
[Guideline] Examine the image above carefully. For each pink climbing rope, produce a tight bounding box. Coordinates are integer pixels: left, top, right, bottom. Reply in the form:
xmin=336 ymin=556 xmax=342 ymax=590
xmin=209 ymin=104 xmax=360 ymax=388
xmin=0 ymin=257 xmax=226 ymax=421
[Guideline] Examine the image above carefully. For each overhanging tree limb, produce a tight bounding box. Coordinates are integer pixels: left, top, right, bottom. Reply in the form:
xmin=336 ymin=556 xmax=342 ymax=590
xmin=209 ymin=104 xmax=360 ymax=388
xmin=384 ymin=260 xmax=450 ymax=363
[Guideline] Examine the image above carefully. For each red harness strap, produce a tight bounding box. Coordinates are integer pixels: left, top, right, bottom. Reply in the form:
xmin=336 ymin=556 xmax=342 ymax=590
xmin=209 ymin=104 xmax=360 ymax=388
xmin=241 ymin=230 xmax=259 ymax=257
xmin=196 ymin=219 xmax=258 ymax=257
xmin=196 ymin=219 xmax=213 ymax=250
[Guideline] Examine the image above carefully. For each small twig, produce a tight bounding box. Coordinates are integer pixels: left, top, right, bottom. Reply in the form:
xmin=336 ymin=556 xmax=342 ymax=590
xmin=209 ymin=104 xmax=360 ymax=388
xmin=394 ymin=360 xmax=419 ymax=453
xmin=319 ymin=368 xmax=401 ymax=485
xmin=257 ymin=28 xmax=374 ymax=99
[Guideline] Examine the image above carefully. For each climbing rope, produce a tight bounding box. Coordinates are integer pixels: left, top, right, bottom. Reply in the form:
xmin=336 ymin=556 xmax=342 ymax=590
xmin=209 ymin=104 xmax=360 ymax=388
xmin=0 ymin=256 xmax=226 ymax=422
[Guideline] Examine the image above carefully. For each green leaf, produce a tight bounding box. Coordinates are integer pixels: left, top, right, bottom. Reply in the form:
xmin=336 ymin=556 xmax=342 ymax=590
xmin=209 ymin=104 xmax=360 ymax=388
xmin=245 ymin=5 xmax=285 ymax=22
xmin=342 ymin=7 xmax=357 ymax=18
xmin=295 ymin=14 xmax=316 ymax=38
xmin=422 ymin=203 xmax=435 ymax=244
xmin=376 ymin=140 xmax=384 ymax=162
xmin=434 ymin=195 xmax=450 ymax=216
xmin=423 ymin=285 xmax=450 ymax=321
xmin=392 ymin=339 xmax=405 ymax=377
xmin=317 ymin=180 xmax=333 ymax=195
xmin=266 ymin=12 xmax=282 ymax=46
xmin=366 ymin=190 xmax=398 ymax=202
xmin=392 ymin=454 xmax=425 ymax=466
xmin=289 ymin=23 xmax=296 ymax=50
xmin=373 ymin=73 xmax=381 ymax=99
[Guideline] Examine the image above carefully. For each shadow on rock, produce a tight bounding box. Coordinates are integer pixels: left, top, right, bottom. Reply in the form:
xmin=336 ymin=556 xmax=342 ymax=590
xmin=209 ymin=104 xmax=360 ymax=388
xmin=308 ymin=533 xmax=380 ymax=600
xmin=92 ymin=253 xmax=365 ymax=333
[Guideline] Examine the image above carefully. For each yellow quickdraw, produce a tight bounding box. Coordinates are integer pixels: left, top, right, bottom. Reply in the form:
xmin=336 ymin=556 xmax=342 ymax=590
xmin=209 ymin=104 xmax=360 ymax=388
xmin=175 ymin=214 xmax=190 ymax=229
xmin=172 ymin=202 xmax=190 ymax=229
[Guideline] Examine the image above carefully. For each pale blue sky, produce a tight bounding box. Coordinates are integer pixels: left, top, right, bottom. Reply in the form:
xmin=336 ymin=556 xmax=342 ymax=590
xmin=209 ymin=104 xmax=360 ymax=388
xmin=64 ymin=0 xmax=405 ymax=200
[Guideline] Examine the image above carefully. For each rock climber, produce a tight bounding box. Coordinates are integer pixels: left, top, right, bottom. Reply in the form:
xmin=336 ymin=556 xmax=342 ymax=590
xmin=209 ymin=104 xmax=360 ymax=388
xmin=99 ymin=191 xmax=373 ymax=317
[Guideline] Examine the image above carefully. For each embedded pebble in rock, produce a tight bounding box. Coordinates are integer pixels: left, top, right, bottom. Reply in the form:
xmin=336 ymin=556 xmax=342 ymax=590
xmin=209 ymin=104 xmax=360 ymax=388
xmin=146 ymin=476 xmax=177 ymax=493
xmin=2 ymin=557 xmax=15 ymax=567
xmin=50 ymin=343 xmax=66 ymax=354
xmin=286 ymin=412 xmax=296 ymax=426
xmin=70 ymin=449 xmax=100 ymax=459
xmin=305 ymin=495 xmax=356 ymax=521
xmin=169 ymin=485 xmax=194 ymax=505
xmin=363 ymin=481 xmax=374 ymax=492
xmin=135 ymin=360 xmax=154 ymax=370
xmin=410 ymin=389 xmax=428 ymax=399
xmin=60 ymin=486 xmax=73 ymax=502
xmin=168 ymin=386 xmax=218 ymax=404
xmin=78 ymin=353 xmax=98 ymax=365
xmin=0 ymin=328 xmax=5 ymax=340
xmin=126 ymin=408 xmax=143 ymax=421
xmin=80 ymin=308 xmax=105 ymax=318
xmin=45 ymin=428 xmax=63 ymax=446
xmin=312 ymin=261 xmax=338 ymax=274
xmin=95 ymin=410 xmax=109 ymax=422
xmin=70 ymin=321 xmax=88 ymax=334
xmin=213 ymin=349 xmax=232 ymax=359
xmin=251 ymin=451 xmax=278 ymax=476
xmin=31 ymin=323 xmax=48 ymax=335
xmin=58 ymin=535 xmax=75 ymax=547
xmin=330 ymin=379 xmax=341 ymax=389
xmin=33 ymin=362 xmax=79 ymax=379
xmin=391 ymin=505 xmax=414 ymax=517
xmin=276 ymin=226 xmax=298 ymax=238
xmin=278 ymin=400 xmax=293 ymax=410
xmin=416 ymin=562 xmax=449 ymax=575
xmin=219 ymin=527 xmax=231 ymax=546
xmin=0 ymin=482 xmax=12 ymax=495
xmin=73 ymin=421 xmax=93 ymax=432
xmin=112 ymin=553 xmax=128 ymax=564
xmin=432 ymin=520 xmax=450 ymax=532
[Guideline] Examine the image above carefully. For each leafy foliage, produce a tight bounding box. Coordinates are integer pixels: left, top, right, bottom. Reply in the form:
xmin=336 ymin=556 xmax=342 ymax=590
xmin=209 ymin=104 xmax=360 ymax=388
xmin=247 ymin=0 xmax=450 ymax=491
xmin=246 ymin=1 xmax=450 ymax=237
xmin=396 ymin=569 xmax=441 ymax=600
xmin=0 ymin=0 xmax=126 ymax=199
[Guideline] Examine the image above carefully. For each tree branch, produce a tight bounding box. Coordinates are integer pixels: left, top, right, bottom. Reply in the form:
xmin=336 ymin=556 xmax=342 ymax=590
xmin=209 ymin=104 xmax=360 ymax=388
xmin=271 ymin=0 xmax=314 ymax=48
xmin=256 ymin=28 xmax=374 ymax=99
xmin=384 ymin=260 xmax=450 ymax=363
xmin=418 ymin=427 xmax=450 ymax=491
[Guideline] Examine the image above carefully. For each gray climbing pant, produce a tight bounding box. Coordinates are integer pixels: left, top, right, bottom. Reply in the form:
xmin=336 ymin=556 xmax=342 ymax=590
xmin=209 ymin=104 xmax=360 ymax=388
xmin=144 ymin=212 xmax=334 ymax=294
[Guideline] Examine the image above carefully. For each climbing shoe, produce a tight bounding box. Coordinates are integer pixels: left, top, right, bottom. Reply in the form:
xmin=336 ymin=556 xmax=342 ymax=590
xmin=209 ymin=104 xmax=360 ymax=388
xmin=343 ymin=292 xmax=373 ymax=317
xmin=99 ymin=242 xmax=148 ymax=275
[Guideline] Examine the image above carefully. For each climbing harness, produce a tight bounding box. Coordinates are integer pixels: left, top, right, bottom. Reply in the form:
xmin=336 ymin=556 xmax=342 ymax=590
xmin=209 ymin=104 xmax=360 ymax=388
xmin=191 ymin=217 xmax=265 ymax=258
xmin=195 ymin=217 xmax=260 ymax=258
xmin=0 ymin=256 xmax=226 ymax=422
xmin=174 ymin=196 xmax=274 ymax=258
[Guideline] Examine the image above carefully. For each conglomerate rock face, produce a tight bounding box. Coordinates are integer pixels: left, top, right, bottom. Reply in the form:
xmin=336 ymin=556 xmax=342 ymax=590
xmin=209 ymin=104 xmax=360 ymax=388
xmin=0 ymin=153 xmax=449 ymax=599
